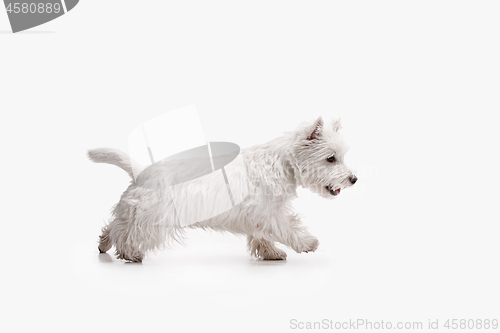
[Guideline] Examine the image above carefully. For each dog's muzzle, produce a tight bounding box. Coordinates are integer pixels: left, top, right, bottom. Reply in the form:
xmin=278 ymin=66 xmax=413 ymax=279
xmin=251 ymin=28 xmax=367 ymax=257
xmin=325 ymin=185 xmax=341 ymax=196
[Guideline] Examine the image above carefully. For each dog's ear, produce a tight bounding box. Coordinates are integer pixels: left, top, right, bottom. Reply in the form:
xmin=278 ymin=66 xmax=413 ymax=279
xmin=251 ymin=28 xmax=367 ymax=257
xmin=332 ymin=118 xmax=342 ymax=132
xmin=307 ymin=117 xmax=323 ymax=140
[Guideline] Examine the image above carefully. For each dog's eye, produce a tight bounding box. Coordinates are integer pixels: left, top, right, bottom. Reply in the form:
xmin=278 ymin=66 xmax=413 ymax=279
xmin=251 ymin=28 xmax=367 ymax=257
xmin=327 ymin=156 xmax=335 ymax=163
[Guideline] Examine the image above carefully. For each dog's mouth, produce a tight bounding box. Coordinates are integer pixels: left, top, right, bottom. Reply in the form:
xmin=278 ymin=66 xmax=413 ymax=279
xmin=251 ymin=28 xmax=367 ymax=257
xmin=325 ymin=185 xmax=341 ymax=196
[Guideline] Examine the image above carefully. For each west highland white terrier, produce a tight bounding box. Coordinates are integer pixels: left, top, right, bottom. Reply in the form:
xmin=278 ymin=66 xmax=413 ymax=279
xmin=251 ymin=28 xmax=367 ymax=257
xmin=88 ymin=117 xmax=357 ymax=262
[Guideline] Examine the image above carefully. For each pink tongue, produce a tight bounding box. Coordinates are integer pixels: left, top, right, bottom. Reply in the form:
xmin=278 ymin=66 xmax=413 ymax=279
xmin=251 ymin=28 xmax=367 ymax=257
xmin=336 ymin=189 xmax=341 ymax=194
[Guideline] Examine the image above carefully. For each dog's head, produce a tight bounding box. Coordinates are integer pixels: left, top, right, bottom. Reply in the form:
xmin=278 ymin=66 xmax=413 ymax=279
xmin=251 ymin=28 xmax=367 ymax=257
xmin=291 ymin=117 xmax=357 ymax=199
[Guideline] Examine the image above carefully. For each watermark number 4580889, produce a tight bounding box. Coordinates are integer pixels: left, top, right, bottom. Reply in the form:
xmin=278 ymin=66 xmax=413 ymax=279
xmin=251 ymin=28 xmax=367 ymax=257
xmin=3 ymin=0 xmax=79 ymax=33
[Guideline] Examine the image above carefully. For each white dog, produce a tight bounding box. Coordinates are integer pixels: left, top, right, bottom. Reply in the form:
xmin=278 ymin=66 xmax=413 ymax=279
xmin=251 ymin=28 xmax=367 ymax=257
xmin=88 ymin=117 xmax=357 ymax=262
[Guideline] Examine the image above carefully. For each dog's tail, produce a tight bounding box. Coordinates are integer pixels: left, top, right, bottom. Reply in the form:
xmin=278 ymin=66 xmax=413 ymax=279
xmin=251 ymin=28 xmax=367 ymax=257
xmin=87 ymin=148 xmax=144 ymax=180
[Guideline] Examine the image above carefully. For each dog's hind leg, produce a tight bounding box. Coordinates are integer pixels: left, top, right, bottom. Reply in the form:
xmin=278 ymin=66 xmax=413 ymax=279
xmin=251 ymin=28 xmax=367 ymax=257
xmin=112 ymin=225 xmax=145 ymax=263
xmin=247 ymin=235 xmax=287 ymax=260
xmin=98 ymin=225 xmax=112 ymax=253
xmin=114 ymin=236 xmax=145 ymax=263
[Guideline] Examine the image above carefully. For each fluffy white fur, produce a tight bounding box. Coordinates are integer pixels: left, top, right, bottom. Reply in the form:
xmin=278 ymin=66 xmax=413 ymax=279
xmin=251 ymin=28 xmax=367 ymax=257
xmin=88 ymin=117 xmax=357 ymax=262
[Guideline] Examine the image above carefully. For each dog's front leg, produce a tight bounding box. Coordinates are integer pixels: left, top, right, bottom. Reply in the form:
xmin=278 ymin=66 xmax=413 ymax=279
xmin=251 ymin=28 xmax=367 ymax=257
xmin=282 ymin=228 xmax=319 ymax=254
xmin=258 ymin=214 xmax=319 ymax=254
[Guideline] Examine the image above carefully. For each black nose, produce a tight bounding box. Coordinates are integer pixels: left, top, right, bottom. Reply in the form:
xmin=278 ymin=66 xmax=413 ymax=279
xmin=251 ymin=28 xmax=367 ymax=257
xmin=349 ymin=175 xmax=358 ymax=184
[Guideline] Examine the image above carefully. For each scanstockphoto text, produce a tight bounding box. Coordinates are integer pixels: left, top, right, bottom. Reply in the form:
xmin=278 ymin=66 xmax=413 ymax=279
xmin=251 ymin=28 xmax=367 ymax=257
xmin=289 ymin=318 xmax=499 ymax=330
xmin=122 ymin=163 xmax=378 ymax=230
xmin=133 ymin=161 xmax=378 ymax=199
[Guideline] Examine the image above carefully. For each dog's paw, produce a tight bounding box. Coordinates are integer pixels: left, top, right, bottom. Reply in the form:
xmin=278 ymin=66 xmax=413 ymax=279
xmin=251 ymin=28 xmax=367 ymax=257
xmin=116 ymin=251 xmax=143 ymax=263
xmin=260 ymin=248 xmax=287 ymax=260
xmin=296 ymin=237 xmax=319 ymax=253
xmin=305 ymin=238 xmax=319 ymax=253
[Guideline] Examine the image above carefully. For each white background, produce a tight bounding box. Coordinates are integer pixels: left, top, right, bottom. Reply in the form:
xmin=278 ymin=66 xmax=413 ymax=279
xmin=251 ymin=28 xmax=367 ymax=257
xmin=1 ymin=1 xmax=499 ymax=332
